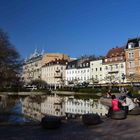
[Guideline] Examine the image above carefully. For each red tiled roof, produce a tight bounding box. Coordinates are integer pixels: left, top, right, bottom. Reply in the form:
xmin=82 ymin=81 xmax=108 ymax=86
xmin=106 ymin=47 xmax=125 ymax=58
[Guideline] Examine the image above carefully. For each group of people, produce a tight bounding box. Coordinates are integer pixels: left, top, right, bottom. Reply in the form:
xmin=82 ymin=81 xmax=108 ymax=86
xmin=106 ymin=89 xmax=140 ymax=117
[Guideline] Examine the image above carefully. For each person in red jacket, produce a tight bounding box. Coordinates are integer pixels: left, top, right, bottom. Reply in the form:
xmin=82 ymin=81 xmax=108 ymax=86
xmin=106 ymin=95 xmax=120 ymax=117
xmin=111 ymin=95 xmax=120 ymax=111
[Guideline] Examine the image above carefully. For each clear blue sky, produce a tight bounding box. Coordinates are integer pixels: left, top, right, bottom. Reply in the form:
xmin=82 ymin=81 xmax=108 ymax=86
xmin=0 ymin=0 xmax=140 ymax=59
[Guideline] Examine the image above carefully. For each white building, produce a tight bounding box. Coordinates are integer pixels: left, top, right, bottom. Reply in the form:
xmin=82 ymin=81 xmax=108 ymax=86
xmin=66 ymin=58 xmax=90 ymax=85
xmin=102 ymin=47 xmax=126 ymax=84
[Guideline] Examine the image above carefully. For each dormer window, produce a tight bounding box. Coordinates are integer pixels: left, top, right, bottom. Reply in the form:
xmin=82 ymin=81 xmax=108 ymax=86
xmin=128 ymin=42 xmax=134 ymax=49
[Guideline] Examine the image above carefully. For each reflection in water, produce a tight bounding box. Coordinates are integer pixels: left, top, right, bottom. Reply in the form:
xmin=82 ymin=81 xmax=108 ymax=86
xmin=22 ymin=95 xmax=108 ymax=121
xmin=0 ymin=94 xmax=109 ymax=123
xmin=9 ymin=100 xmax=32 ymax=123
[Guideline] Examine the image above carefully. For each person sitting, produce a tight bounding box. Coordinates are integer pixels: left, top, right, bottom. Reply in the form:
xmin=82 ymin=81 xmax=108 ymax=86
xmin=122 ymin=95 xmax=136 ymax=111
xmin=106 ymin=95 xmax=120 ymax=117
xmin=111 ymin=95 xmax=120 ymax=111
xmin=133 ymin=97 xmax=140 ymax=107
xmin=106 ymin=90 xmax=112 ymax=98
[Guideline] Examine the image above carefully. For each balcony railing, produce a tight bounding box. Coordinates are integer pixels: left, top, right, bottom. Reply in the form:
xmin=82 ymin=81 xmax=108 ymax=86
xmin=54 ymin=73 xmax=62 ymax=78
xmin=55 ymin=69 xmax=60 ymax=73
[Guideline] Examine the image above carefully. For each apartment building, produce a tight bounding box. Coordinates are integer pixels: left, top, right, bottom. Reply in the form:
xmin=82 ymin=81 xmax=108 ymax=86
xmin=90 ymin=59 xmax=103 ymax=84
xmin=41 ymin=59 xmax=68 ymax=88
xmin=22 ymin=49 xmax=43 ymax=83
xmin=102 ymin=47 xmax=126 ymax=84
xmin=66 ymin=58 xmax=90 ymax=85
xmin=125 ymin=37 xmax=140 ymax=82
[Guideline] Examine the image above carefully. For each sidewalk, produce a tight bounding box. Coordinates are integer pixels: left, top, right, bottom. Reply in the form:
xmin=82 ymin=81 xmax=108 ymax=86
xmin=0 ymin=115 xmax=140 ymax=140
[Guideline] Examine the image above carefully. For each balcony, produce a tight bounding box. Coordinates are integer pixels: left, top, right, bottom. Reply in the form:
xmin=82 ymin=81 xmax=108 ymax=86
xmin=55 ymin=69 xmax=60 ymax=73
xmin=108 ymin=71 xmax=118 ymax=74
xmin=108 ymin=68 xmax=118 ymax=74
xmin=54 ymin=73 xmax=62 ymax=78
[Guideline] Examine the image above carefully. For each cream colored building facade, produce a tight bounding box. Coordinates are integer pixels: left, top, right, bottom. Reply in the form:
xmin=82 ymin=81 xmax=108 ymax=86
xmin=22 ymin=51 xmax=70 ymax=84
xmin=22 ymin=50 xmax=43 ymax=83
xmin=41 ymin=59 xmax=68 ymax=88
xmin=90 ymin=59 xmax=103 ymax=84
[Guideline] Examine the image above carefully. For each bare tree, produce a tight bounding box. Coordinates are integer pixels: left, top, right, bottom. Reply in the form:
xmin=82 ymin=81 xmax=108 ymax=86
xmin=0 ymin=29 xmax=22 ymax=89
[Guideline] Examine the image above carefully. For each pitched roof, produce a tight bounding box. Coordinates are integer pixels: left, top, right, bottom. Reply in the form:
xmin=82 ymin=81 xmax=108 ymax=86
xmin=125 ymin=37 xmax=140 ymax=49
xmin=106 ymin=47 xmax=125 ymax=58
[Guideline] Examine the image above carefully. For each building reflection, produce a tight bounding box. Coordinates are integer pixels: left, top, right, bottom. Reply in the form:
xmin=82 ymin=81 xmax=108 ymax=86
xmin=22 ymin=95 xmax=108 ymax=121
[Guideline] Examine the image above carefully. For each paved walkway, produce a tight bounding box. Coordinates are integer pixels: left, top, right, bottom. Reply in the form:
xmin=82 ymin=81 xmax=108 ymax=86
xmin=0 ymin=115 xmax=140 ymax=140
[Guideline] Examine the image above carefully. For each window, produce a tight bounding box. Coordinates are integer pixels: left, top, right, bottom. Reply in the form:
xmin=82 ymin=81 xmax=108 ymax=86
xmin=121 ymin=64 xmax=124 ymax=68
xmin=96 ymin=68 xmax=97 ymax=71
xmin=129 ymin=62 xmax=132 ymax=68
xmin=96 ymin=75 xmax=98 ymax=79
xmin=100 ymin=67 xmax=102 ymax=71
xmin=110 ymin=65 xmax=113 ymax=71
xmin=128 ymin=42 xmax=134 ymax=49
xmin=105 ymin=66 xmax=108 ymax=70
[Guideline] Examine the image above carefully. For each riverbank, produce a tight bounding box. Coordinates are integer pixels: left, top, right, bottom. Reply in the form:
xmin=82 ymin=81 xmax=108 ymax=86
xmin=0 ymin=115 xmax=140 ymax=140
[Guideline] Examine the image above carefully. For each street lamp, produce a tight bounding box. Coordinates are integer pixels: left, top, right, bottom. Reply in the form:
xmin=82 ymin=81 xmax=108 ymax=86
xmin=122 ymin=73 xmax=125 ymax=83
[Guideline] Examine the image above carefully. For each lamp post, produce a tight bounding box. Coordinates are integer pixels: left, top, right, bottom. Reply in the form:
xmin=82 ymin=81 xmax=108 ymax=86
xmin=122 ymin=73 xmax=125 ymax=83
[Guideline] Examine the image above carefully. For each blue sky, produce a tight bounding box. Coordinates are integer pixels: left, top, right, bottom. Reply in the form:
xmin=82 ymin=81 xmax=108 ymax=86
xmin=0 ymin=0 xmax=140 ymax=59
